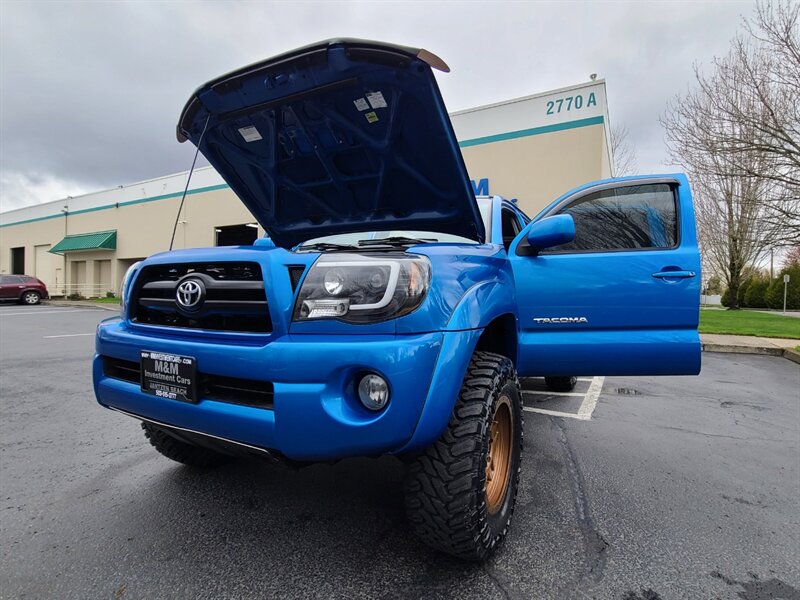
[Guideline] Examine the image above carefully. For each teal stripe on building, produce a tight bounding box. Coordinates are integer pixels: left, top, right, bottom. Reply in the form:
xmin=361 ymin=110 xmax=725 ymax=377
xmin=458 ymin=116 xmax=604 ymax=148
xmin=1 ymin=116 xmax=604 ymax=229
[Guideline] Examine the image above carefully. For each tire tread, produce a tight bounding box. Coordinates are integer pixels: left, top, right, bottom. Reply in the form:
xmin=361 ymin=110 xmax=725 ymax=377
xmin=141 ymin=422 xmax=231 ymax=467
xmin=404 ymin=351 xmax=523 ymax=561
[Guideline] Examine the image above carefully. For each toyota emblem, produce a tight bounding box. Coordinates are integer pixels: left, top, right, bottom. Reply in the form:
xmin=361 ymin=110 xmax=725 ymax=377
xmin=176 ymin=279 xmax=204 ymax=310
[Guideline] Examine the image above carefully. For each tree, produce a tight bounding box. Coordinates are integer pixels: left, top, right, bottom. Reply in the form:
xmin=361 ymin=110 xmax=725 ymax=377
xmin=721 ymin=2 xmax=800 ymax=196
xmin=705 ymin=274 xmax=723 ymax=294
xmin=661 ymin=0 xmax=800 ymax=309
xmin=783 ymin=245 xmax=800 ymax=268
xmin=609 ymin=124 xmax=638 ymax=176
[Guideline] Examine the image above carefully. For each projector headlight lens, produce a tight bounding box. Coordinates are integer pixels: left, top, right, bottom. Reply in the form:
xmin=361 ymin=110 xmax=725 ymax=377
xmin=323 ymin=268 xmax=346 ymax=296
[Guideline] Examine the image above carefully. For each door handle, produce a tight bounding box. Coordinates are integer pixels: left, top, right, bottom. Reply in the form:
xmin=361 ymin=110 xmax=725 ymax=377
xmin=652 ymin=270 xmax=696 ymax=279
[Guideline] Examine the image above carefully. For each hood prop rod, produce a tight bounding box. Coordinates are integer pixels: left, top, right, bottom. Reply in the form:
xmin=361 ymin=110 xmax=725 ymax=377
xmin=169 ymin=113 xmax=211 ymax=251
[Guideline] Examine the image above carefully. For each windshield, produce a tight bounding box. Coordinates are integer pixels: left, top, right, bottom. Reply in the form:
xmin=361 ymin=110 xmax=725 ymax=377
xmin=298 ymin=198 xmax=493 ymax=248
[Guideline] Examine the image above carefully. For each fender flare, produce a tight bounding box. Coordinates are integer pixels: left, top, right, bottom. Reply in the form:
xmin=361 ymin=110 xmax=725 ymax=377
xmin=445 ymin=277 xmax=517 ymax=332
xmin=396 ymin=278 xmax=519 ymax=453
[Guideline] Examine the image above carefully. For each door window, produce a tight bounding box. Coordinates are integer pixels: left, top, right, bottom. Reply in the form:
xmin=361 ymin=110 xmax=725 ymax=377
xmin=546 ymin=183 xmax=678 ymax=253
xmin=501 ymin=208 xmax=522 ymax=251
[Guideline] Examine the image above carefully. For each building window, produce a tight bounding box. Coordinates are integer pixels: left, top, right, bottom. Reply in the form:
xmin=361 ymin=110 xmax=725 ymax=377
xmin=215 ymin=224 xmax=259 ymax=246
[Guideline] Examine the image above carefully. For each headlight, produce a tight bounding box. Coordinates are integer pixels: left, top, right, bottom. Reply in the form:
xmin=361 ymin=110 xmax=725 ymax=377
xmin=119 ymin=261 xmax=141 ymax=318
xmin=293 ymin=254 xmax=431 ymax=324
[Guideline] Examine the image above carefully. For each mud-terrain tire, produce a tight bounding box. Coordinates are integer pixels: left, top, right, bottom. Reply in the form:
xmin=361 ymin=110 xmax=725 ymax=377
xmin=142 ymin=422 xmax=232 ymax=467
xmin=545 ymin=376 xmax=577 ymax=392
xmin=404 ymin=351 xmax=523 ymax=561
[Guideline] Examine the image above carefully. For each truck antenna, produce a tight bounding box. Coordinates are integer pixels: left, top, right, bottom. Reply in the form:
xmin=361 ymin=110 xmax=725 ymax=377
xmin=169 ymin=114 xmax=211 ymax=251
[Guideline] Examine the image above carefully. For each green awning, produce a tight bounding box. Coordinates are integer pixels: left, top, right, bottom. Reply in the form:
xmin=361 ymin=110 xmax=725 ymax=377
xmin=50 ymin=230 xmax=116 ymax=254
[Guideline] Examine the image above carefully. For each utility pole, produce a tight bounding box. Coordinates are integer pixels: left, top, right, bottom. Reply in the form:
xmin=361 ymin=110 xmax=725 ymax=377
xmin=61 ymin=203 xmax=69 ymax=297
xmin=770 ymin=248 xmax=774 ymax=280
xmin=784 ymin=274 xmax=790 ymax=315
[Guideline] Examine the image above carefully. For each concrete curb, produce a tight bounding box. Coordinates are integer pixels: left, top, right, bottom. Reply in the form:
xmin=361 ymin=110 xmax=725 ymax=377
xmin=43 ymin=301 xmax=119 ymax=312
xmin=702 ymin=340 xmax=800 ymax=365
xmin=783 ymin=348 xmax=800 ymax=365
xmin=702 ymin=343 xmax=784 ymax=357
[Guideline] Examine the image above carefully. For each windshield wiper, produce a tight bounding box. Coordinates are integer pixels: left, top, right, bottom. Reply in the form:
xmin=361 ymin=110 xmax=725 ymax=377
xmin=358 ymin=236 xmax=437 ymax=247
xmin=296 ymin=242 xmax=358 ymax=252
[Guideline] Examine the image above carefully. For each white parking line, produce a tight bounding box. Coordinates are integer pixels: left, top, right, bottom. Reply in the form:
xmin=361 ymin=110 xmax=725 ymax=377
xmin=0 ymin=309 xmax=103 ymax=317
xmin=43 ymin=333 xmax=95 ymax=338
xmin=578 ymin=376 xmax=605 ymax=420
xmin=523 ymin=376 xmax=605 ymax=421
xmin=523 ymin=390 xmax=586 ymax=397
xmin=523 ymin=406 xmax=585 ymax=420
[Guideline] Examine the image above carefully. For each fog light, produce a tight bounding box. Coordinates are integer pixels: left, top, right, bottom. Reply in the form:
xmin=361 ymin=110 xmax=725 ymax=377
xmin=357 ymin=374 xmax=390 ymax=411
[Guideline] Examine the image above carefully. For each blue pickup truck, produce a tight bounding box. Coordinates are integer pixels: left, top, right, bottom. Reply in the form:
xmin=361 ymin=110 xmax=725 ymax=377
xmin=93 ymin=39 xmax=701 ymax=561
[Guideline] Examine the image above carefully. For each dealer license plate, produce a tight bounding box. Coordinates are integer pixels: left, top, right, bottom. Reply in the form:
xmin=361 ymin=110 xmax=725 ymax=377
xmin=140 ymin=350 xmax=197 ymax=403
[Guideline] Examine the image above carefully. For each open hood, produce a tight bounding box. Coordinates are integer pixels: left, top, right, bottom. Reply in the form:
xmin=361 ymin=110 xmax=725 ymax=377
xmin=177 ymin=39 xmax=484 ymax=249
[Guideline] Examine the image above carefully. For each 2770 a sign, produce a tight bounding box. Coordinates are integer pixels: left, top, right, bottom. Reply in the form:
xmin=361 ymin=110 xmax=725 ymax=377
xmin=546 ymin=93 xmax=598 ymax=115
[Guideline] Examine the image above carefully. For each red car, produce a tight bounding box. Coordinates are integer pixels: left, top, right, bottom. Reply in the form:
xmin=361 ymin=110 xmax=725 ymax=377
xmin=0 ymin=275 xmax=49 ymax=305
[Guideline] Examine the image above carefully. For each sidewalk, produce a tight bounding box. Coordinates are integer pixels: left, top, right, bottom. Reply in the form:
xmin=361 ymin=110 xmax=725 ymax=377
xmin=701 ymin=333 xmax=800 ymax=364
xmin=44 ymin=299 xmax=120 ymax=312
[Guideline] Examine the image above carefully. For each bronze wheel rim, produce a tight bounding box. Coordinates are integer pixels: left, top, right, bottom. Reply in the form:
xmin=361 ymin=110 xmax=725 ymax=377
xmin=485 ymin=395 xmax=513 ymax=514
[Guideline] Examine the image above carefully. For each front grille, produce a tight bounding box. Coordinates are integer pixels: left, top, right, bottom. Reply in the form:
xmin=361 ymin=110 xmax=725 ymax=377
xmin=131 ymin=262 xmax=271 ymax=333
xmin=102 ymin=357 xmax=274 ymax=408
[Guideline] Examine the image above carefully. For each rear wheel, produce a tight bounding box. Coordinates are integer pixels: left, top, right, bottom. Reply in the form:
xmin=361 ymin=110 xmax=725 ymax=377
xmin=142 ymin=422 xmax=232 ymax=467
xmin=404 ymin=351 xmax=523 ymax=561
xmin=21 ymin=291 xmax=41 ymax=305
xmin=545 ymin=376 xmax=577 ymax=392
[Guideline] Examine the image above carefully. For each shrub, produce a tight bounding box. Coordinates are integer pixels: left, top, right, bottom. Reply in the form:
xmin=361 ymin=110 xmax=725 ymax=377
xmin=705 ymin=274 xmax=723 ymax=295
xmin=105 ymin=290 xmax=116 ymax=298
xmin=721 ymin=288 xmax=731 ymax=307
xmin=737 ymin=278 xmax=752 ymax=307
xmin=744 ymin=278 xmax=769 ymax=308
xmin=67 ymin=293 xmax=85 ymax=301
xmin=766 ymin=264 xmax=800 ymax=310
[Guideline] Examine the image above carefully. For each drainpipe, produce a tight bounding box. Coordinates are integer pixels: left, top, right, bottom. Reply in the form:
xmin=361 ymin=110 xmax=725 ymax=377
xmin=61 ymin=201 xmax=69 ymax=296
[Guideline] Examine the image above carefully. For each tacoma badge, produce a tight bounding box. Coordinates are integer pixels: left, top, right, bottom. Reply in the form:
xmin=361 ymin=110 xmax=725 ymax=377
xmin=533 ymin=317 xmax=589 ymax=324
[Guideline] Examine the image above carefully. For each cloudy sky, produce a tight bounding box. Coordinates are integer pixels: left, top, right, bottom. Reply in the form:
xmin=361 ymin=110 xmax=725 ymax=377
xmin=0 ymin=0 xmax=754 ymax=212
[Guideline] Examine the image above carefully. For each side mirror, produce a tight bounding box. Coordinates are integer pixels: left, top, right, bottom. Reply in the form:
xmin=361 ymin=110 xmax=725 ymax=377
xmin=526 ymin=214 xmax=575 ymax=254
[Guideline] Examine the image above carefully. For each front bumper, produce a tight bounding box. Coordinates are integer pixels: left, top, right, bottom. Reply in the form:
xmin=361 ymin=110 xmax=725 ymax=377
xmin=94 ymin=319 xmax=479 ymax=460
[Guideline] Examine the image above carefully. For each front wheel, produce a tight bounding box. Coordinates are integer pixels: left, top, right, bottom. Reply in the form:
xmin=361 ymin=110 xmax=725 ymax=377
xmin=404 ymin=351 xmax=523 ymax=561
xmin=21 ymin=291 xmax=41 ymax=305
xmin=142 ymin=422 xmax=232 ymax=467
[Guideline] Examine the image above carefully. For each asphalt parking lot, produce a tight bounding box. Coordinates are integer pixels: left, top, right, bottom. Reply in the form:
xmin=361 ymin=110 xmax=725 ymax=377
xmin=1 ymin=304 xmax=798 ymax=600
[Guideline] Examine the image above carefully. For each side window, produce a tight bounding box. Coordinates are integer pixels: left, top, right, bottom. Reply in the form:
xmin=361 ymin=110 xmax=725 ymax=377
xmin=547 ymin=183 xmax=677 ymax=253
xmin=501 ymin=208 xmax=522 ymax=251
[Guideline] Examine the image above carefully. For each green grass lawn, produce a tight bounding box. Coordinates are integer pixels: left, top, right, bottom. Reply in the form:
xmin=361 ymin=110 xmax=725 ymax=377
xmin=89 ymin=297 xmax=121 ymax=304
xmin=699 ymin=309 xmax=800 ymax=339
